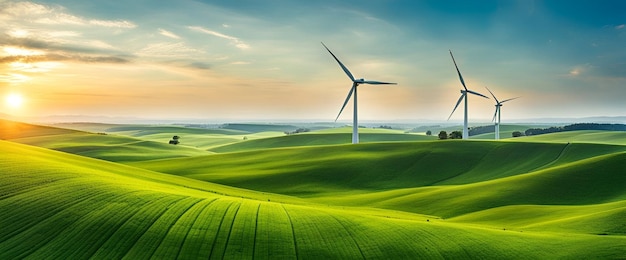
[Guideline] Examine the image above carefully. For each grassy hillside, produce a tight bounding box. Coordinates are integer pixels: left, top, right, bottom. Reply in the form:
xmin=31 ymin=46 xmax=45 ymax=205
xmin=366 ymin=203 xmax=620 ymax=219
xmin=0 ymin=119 xmax=79 ymax=139
xmin=133 ymin=141 xmax=626 ymax=196
xmin=4 ymin=141 xmax=624 ymax=258
xmin=515 ymin=130 xmax=626 ymax=145
xmin=211 ymin=130 xmax=436 ymax=153
xmin=2 ymin=120 xmax=211 ymax=162
xmin=132 ymin=140 xmax=626 ymax=239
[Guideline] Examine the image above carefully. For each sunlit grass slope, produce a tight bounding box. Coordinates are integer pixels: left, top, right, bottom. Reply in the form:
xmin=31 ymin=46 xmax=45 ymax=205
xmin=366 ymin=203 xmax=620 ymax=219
xmin=514 ymin=130 xmax=626 ymax=145
xmin=2 ymin=120 xmax=211 ymax=162
xmin=132 ymin=140 xmax=626 ymax=237
xmin=104 ymin=124 xmax=286 ymax=150
xmin=134 ymin=141 xmax=626 ymax=197
xmin=0 ymin=119 xmax=78 ymax=139
xmin=5 ymin=141 xmax=624 ymax=258
xmin=211 ymin=129 xmax=436 ymax=153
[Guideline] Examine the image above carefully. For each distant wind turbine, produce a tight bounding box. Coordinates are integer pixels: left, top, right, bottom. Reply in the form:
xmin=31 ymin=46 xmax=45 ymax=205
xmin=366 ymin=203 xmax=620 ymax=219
xmin=447 ymin=50 xmax=489 ymax=140
xmin=485 ymin=87 xmax=519 ymax=140
xmin=322 ymin=42 xmax=396 ymax=144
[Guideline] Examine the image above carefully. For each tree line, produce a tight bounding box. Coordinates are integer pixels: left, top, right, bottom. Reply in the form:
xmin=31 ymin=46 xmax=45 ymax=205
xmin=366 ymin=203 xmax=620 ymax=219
xmin=524 ymin=123 xmax=626 ymax=136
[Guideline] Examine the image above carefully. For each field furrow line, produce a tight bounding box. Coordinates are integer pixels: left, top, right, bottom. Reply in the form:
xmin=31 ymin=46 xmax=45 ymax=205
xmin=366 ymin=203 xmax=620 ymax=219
xmin=284 ymin=205 xmax=369 ymax=259
xmin=174 ymin=197 xmax=220 ymax=259
xmin=223 ymin=199 xmax=259 ymax=259
xmin=252 ymin=202 xmax=261 ymax=260
xmin=177 ymin=198 xmax=234 ymax=259
xmin=91 ymin=194 xmax=186 ymax=259
xmin=252 ymin=202 xmax=296 ymax=259
xmin=151 ymin=197 xmax=209 ymax=258
xmin=176 ymin=197 xmax=218 ymax=259
xmin=27 ymin=189 xmax=150 ymax=259
xmin=0 ymin=186 xmax=123 ymax=259
xmin=207 ymin=200 xmax=236 ymax=259
xmin=123 ymin=196 xmax=202 ymax=259
xmin=0 ymin=180 xmax=103 ymax=241
xmin=207 ymin=199 xmax=241 ymax=259
xmin=281 ymin=204 xmax=299 ymax=260
xmin=328 ymin=214 xmax=366 ymax=260
xmin=220 ymin=199 xmax=243 ymax=259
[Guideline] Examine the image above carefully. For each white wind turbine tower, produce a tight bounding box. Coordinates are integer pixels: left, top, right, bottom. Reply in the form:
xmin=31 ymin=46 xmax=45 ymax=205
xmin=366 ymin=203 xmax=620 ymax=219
xmin=447 ymin=50 xmax=489 ymax=140
xmin=485 ymin=87 xmax=519 ymax=140
xmin=322 ymin=42 xmax=397 ymax=144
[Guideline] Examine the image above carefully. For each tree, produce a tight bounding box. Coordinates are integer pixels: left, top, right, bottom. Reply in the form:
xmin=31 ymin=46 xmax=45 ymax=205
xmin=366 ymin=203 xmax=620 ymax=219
xmin=512 ymin=131 xmax=524 ymax=137
xmin=438 ymin=131 xmax=448 ymax=140
xmin=449 ymin=131 xmax=462 ymax=139
xmin=426 ymin=130 xmax=432 ymax=136
xmin=169 ymin=135 xmax=180 ymax=145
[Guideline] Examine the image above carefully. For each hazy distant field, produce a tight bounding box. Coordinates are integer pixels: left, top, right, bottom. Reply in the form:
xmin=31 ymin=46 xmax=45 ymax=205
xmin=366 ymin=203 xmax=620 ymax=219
xmin=1 ymin=119 xmax=625 ymax=259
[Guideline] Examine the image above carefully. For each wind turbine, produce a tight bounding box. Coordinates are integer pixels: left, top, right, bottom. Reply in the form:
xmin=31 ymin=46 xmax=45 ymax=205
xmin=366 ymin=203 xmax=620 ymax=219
xmin=322 ymin=42 xmax=396 ymax=144
xmin=485 ymin=87 xmax=519 ymax=140
xmin=447 ymin=50 xmax=489 ymax=140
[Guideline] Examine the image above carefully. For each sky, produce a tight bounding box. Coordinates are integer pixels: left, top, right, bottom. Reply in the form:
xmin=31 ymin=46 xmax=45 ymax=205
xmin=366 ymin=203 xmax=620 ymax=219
xmin=0 ymin=0 xmax=625 ymax=123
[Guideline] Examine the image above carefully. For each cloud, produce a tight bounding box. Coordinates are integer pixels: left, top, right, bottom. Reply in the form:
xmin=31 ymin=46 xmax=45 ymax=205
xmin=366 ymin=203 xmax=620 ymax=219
xmin=158 ymin=29 xmax=181 ymax=39
xmin=137 ymin=42 xmax=201 ymax=58
xmin=0 ymin=1 xmax=135 ymax=28
xmin=89 ymin=19 xmax=136 ymax=28
xmin=0 ymin=52 xmax=130 ymax=65
xmin=187 ymin=26 xmax=250 ymax=49
xmin=569 ymin=67 xmax=582 ymax=76
xmin=568 ymin=64 xmax=594 ymax=77
xmin=0 ymin=2 xmax=52 ymax=16
xmin=189 ymin=61 xmax=211 ymax=70
xmin=616 ymin=24 xmax=625 ymax=30
xmin=0 ymin=73 xmax=30 ymax=83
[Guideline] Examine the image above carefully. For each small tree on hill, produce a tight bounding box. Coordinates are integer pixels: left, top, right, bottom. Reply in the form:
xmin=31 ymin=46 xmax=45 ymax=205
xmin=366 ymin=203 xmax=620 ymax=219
xmin=449 ymin=131 xmax=462 ymax=139
xmin=512 ymin=131 xmax=524 ymax=137
xmin=426 ymin=130 xmax=432 ymax=136
xmin=438 ymin=131 xmax=448 ymax=140
xmin=169 ymin=135 xmax=180 ymax=145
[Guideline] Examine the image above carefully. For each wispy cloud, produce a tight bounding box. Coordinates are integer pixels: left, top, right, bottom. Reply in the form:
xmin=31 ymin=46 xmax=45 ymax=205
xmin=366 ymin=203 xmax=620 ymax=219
xmin=158 ymin=28 xmax=181 ymax=39
xmin=616 ymin=24 xmax=625 ymax=30
xmin=137 ymin=42 xmax=201 ymax=58
xmin=89 ymin=20 xmax=136 ymax=28
xmin=0 ymin=51 xmax=131 ymax=65
xmin=568 ymin=64 xmax=593 ymax=77
xmin=0 ymin=1 xmax=136 ymax=28
xmin=187 ymin=26 xmax=250 ymax=49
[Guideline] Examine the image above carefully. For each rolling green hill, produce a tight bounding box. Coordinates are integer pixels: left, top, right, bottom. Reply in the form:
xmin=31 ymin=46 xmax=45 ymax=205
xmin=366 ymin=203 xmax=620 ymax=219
xmin=3 ymin=120 xmax=626 ymax=258
xmin=210 ymin=131 xmax=436 ymax=153
xmin=1 ymin=120 xmax=211 ymax=162
xmin=515 ymin=130 xmax=626 ymax=145
xmin=132 ymin=141 xmax=626 ymax=197
xmin=2 ymin=140 xmax=625 ymax=259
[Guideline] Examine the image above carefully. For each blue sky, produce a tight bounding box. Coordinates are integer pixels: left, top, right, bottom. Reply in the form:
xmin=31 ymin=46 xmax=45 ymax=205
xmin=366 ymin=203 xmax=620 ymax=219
xmin=0 ymin=0 xmax=624 ymax=122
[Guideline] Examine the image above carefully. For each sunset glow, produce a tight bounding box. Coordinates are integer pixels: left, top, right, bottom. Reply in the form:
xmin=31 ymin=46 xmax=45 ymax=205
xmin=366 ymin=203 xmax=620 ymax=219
xmin=5 ymin=93 xmax=24 ymax=109
xmin=0 ymin=0 xmax=624 ymax=122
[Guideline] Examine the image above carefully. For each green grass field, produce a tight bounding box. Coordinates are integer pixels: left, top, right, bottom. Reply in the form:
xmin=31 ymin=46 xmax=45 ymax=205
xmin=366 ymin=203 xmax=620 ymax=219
xmin=1 ymin=119 xmax=625 ymax=258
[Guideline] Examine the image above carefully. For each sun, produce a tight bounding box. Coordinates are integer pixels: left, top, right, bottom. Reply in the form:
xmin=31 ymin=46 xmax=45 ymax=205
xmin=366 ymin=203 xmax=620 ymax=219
xmin=5 ymin=93 xmax=24 ymax=108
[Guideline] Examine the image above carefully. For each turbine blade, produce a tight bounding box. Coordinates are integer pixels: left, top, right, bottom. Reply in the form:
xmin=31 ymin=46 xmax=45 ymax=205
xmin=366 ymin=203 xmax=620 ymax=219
xmin=361 ymin=80 xmax=397 ymax=85
xmin=449 ymin=50 xmax=467 ymax=90
xmin=501 ymin=97 xmax=520 ymax=103
xmin=485 ymin=86 xmax=499 ymax=103
xmin=321 ymin=42 xmax=355 ymax=82
xmin=492 ymin=107 xmax=498 ymax=122
xmin=447 ymin=93 xmax=465 ymax=120
xmin=335 ymin=83 xmax=356 ymax=122
xmin=467 ymin=89 xmax=489 ymax=99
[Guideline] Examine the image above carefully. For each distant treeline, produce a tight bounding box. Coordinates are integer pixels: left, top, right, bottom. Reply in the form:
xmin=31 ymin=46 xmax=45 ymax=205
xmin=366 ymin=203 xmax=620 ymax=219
xmin=524 ymin=123 xmax=626 ymax=136
xmin=468 ymin=125 xmax=495 ymax=136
